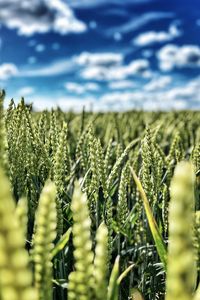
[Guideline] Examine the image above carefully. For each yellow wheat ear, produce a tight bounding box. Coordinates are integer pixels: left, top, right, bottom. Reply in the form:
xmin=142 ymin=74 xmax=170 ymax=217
xmin=15 ymin=197 xmax=28 ymax=242
xmin=32 ymin=180 xmax=57 ymax=300
xmin=94 ymin=222 xmax=108 ymax=300
xmin=131 ymin=288 xmax=144 ymax=300
xmin=68 ymin=181 xmax=94 ymax=300
xmin=0 ymin=168 xmax=38 ymax=300
xmin=166 ymin=161 xmax=196 ymax=300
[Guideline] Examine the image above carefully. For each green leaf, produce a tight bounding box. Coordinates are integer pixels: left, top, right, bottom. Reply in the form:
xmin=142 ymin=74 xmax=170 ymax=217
xmin=130 ymin=167 xmax=167 ymax=270
xmin=107 ymin=256 xmax=120 ymax=300
xmin=51 ymin=227 xmax=72 ymax=258
xmin=107 ymin=256 xmax=135 ymax=300
xmin=117 ymin=263 xmax=135 ymax=284
xmin=52 ymin=279 xmax=68 ymax=289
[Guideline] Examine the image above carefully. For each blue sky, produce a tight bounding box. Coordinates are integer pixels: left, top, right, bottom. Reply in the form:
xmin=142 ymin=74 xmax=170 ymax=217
xmin=0 ymin=0 xmax=200 ymax=111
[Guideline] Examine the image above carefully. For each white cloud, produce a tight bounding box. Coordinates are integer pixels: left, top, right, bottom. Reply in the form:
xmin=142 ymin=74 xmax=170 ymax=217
xmin=134 ymin=24 xmax=181 ymax=46
xmin=157 ymin=44 xmax=200 ymax=71
xmin=106 ymin=12 xmax=174 ymax=36
xmin=164 ymin=77 xmax=200 ymax=101
xmin=75 ymin=52 xmax=123 ymax=67
xmin=85 ymin=82 xmax=100 ymax=91
xmin=65 ymin=82 xmax=83 ymax=94
xmin=0 ymin=0 xmax=87 ymax=36
xmin=16 ymin=52 xmax=150 ymax=82
xmin=76 ymin=52 xmax=135 ymax=81
xmin=21 ymin=59 xmax=76 ymax=77
xmin=14 ymin=76 xmax=200 ymax=112
xmin=57 ymin=98 xmax=94 ymax=111
xmin=6 ymin=52 xmax=130 ymax=80
xmin=0 ymin=51 xmax=149 ymax=83
xmin=109 ymin=80 xmax=135 ymax=89
xmin=68 ymin=0 xmax=153 ymax=9
xmin=149 ymin=76 xmax=200 ymax=109
xmin=17 ymin=86 xmax=35 ymax=96
xmin=97 ymin=85 xmax=196 ymax=111
xmin=100 ymin=91 xmax=144 ymax=105
xmin=0 ymin=63 xmax=18 ymax=80
xmin=64 ymin=82 xmax=99 ymax=94
xmin=81 ymin=59 xmax=151 ymax=81
xmin=98 ymin=76 xmax=200 ymax=111
xmin=144 ymin=76 xmax=171 ymax=91
xmin=19 ymin=52 xmax=123 ymax=79
xmin=30 ymin=96 xmax=95 ymax=112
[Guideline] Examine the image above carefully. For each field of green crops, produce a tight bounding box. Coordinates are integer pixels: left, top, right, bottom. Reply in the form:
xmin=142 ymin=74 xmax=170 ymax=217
xmin=0 ymin=89 xmax=200 ymax=300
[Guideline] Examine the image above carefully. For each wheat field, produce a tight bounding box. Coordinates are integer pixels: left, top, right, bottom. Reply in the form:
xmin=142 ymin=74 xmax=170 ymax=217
xmin=0 ymin=90 xmax=200 ymax=300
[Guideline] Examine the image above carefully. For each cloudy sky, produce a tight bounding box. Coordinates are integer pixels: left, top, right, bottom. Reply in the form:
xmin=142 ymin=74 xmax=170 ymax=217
xmin=0 ymin=0 xmax=200 ymax=111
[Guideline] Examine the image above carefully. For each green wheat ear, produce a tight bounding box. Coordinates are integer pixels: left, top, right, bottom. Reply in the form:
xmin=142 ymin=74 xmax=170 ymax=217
xmin=0 ymin=168 xmax=38 ymax=300
xmin=32 ymin=181 xmax=57 ymax=300
xmin=53 ymin=122 xmax=71 ymax=236
xmin=166 ymin=161 xmax=196 ymax=300
xmin=68 ymin=181 xmax=94 ymax=300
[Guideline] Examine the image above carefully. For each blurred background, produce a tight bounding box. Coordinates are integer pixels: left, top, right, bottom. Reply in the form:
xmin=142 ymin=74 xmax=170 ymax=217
xmin=0 ymin=0 xmax=200 ymax=111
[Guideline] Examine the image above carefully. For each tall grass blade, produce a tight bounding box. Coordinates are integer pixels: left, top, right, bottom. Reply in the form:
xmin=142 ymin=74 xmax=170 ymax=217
xmin=130 ymin=166 xmax=167 ymax=270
